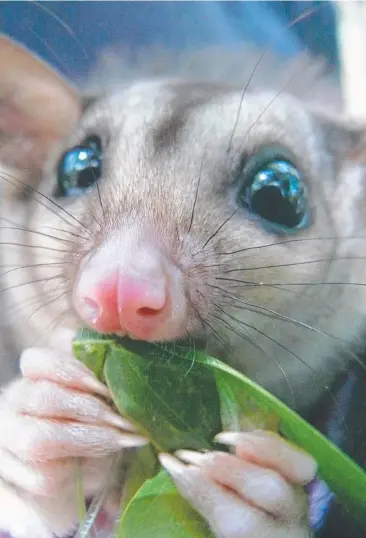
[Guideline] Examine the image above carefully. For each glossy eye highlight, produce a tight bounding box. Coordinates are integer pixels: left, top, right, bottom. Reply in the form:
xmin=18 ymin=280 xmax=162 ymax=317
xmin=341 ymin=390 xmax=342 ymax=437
xmin=57 ymin=135 xmax=102 ymax=197
xmin=238 ymin=157 xmax=310 ymax=232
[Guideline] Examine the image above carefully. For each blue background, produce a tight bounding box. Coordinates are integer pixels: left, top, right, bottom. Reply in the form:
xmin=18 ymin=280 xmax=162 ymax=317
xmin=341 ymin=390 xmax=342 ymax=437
xmin=0 ymin=1 xmax=338 ymax=79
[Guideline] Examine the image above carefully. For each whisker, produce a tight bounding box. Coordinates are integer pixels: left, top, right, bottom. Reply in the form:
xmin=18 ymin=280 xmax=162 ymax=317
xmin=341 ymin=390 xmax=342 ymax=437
xmin=224 ymin=298 xmax=366 ymax=372
xmin=0 ymin=274 xmax=67 ymax=294
xmin=201 ymin=209 xmax=238 ymax=251
xmin=185 ymin=154 xmax=205 ymax=242
xmin=0 ymin=170 xmax=89 ymax=232
xmin=27 ymin=290 xmax=69 ymax=322
xmin=226 ymin=6 xmax=320 ymax=157
xmin=0 ymin=241 xmax=69 ymax=254
xmin=5 ymin=293 xmax=60 ymax=321
xmin=41 ymin=273 xmax=68 ymax=292
xmin=271 ymin=281 xmax=366 ymax=288
xmin=0 ymin=226 xmax=78 ymax=245
xmin=0 ymin=216 xmax=22 ymax=227
xmin=215 ymin=276 xmax=366 ymax=288
xmin=191 ymin=302 xmax=232 ymax=353
xmin=213 ymin=235 xmax=366 ymax=258
xmin=209 ymin=310 xmax=263 ymax=355
xmin=208 ymin=275 xmax=299 ymax=297
xmin=53 ymin=278 xmax=69 ymax=291
xmin=209 ymin=279 xmax=299 ymax=298
xmin=223 ymin=256 xmax=366 ymax=273
xmin=1 ymin=262 xmax=66 ymax=278
xmin=183 ymin=329 xmax=196 ymax=377
xmin=32 ymin=307 xmax=73 ymax=346
xmin=215 ymin=277 xmax=261 ymax=286
xmin=209 ymin=306 xmax=296 ymax=408
xmin=34 ymin=195 xmax=90 ymax=237
xmin=0 ymin=242 xmax=68 ymax=253
xmin=226 ymin=50 xmax=268 ymax=156
xmin=204 ymin=318 xmax=234 ymax=355
xmin=234 ymin=25 xmax=331 ymax=167
xmin=196 ymin=288 xmax=255 ymax=351
xmin=27 ymin=25 xmax=79 ymax=83
xmin=218 ymin=306 xmax=346 ymax=427
xmin=214 ymin=284 xmax=364 ymax=355
xmin=175 ymin=225 xmax=182 ymax=245
xmin=42 ymin=226 xmax=89 ymax=241
xmin=32 ymin=2 xmax=91 ymax=66
xmin=95 ymin=180 xmax=105 ymax=222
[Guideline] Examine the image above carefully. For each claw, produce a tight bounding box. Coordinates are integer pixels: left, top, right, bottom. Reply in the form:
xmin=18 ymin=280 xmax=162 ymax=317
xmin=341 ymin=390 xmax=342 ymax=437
xmin=20 ymin=347 xmax=110 ymax=399
xmin=3 ymin=379 xmax=136 ymax=432
xmin=215 ymin=431 xmax=317 ymax=485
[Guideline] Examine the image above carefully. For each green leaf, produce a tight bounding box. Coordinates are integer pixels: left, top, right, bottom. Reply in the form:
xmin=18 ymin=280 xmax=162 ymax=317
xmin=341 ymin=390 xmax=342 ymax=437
xmin=72 ymin=328 xmax=113 ymax=381
xmin=117 ymin=468 xmax=214 ymax=538
xmin=103 ymin=344 xmax=222 ymax=452
xmin=72 ymin=332 xmax=366 ymax=528
xmin=74 ymin=459 xmax=88 ymax=528
xmin=121 ymin=445 xmax=159 ymax=510
xmin=216 ymin=369 xmax=279 ymax=433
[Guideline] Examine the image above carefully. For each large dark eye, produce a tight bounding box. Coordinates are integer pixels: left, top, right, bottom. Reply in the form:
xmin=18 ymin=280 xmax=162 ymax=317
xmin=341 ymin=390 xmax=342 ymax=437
xmin=238 ymin=153 xmax=310 ymax=232
xmin=56 ymin=135 xmax=102 ymax=197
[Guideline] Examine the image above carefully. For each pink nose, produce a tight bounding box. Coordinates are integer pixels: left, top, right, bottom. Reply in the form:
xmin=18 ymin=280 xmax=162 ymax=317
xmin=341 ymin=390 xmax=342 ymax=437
xmin=76 ymin=271 xmax=168 ymax=340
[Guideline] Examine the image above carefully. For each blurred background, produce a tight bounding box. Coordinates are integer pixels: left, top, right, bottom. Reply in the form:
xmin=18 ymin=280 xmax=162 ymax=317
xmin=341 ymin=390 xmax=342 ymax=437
xmin=0 ymin=1 xmax=338 ymax=81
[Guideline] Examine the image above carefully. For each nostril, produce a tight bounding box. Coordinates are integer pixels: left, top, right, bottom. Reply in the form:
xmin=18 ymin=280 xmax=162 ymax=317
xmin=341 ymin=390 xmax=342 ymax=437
xmin=137 ymin=306 xmax=164 ymax=317
xmin=79 ymin=297 xmax=102 ymax=323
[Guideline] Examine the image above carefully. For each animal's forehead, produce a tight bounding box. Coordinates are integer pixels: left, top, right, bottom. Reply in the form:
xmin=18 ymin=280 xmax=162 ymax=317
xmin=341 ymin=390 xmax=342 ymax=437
xmin=76 ymin=80 xmax=320 ymax=188
xmin=82 ymin=81 xmax=313 ymax=146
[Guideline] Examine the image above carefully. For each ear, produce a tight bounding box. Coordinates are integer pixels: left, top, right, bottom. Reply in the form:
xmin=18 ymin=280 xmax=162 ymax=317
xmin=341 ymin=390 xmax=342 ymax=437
xmin=0 ymin=34 xmax=82 ymax=191
xmin=311 ymin=106 xmax=366 ymax=167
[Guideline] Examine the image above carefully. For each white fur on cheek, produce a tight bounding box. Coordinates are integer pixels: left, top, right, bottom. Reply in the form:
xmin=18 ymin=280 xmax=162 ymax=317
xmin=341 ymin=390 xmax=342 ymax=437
xmin=334 ymin=163 xmax=365 ymax=236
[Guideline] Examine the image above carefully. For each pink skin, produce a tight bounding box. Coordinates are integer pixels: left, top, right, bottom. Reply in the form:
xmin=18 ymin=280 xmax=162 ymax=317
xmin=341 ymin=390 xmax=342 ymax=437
xmin=76 ymin=272 xmax=168 ymax=338
xmin=73 ymin=237 xmax=187 ymax=341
